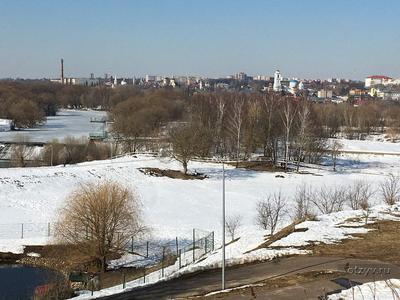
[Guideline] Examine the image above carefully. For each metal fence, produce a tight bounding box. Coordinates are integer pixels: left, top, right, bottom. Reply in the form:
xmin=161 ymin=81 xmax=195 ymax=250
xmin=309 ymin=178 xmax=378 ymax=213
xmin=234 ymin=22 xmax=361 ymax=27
xmin=110 ymin=228 xmax=214 ymax=271
xmin=0 ymin=222 xmax=53 ymax=239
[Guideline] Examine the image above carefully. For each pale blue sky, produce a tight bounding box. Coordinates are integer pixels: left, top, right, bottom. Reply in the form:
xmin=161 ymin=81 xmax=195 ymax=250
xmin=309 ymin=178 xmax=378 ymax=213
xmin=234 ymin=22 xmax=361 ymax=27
xmin=0 ymin=0 xmax=399 ymax=79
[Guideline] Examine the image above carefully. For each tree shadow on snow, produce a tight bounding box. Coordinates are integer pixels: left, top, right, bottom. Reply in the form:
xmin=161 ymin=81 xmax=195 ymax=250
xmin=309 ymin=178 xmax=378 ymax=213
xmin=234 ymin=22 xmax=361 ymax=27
xmin=193 ymin=166 xmax=259 ymax=180
xmin=321 ymin=156 xmax=386 ymax=172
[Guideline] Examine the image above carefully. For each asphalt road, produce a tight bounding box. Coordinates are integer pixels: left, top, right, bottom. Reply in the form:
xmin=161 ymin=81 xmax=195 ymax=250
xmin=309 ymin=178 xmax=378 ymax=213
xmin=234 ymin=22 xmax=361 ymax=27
xmin=99 ymin=256 xmax=400 ymax=300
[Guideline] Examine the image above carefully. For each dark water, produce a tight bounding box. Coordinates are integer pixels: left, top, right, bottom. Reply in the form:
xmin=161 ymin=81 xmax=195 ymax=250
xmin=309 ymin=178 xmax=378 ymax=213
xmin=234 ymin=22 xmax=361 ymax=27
xmin=0 ymin=264 xmax=57 ymax=300
xmin=0 ymin=160 xmax=11 ymax=168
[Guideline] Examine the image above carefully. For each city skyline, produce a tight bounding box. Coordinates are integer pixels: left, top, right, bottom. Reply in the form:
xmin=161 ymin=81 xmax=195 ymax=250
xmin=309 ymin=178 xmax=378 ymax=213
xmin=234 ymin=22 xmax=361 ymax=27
xmin=0 ymin=0 xmax=399 ymax=80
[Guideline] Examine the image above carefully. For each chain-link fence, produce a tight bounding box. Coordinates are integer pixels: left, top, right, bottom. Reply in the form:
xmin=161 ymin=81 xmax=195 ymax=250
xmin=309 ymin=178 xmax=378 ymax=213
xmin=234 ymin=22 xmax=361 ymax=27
xmin=0 ymin=222 xmax=53 ymax=239
xmin=110 ymin=228 xmax=214 ymax=271
xmin=103 ymin=228 xmax=215 ymax=292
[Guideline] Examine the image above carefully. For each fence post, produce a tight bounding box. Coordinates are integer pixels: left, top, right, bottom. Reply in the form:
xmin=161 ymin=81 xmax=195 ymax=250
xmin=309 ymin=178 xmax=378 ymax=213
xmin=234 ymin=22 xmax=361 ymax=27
xmin=192 ymin=228 xmax=195 ymax=262
xmin=175 ymin=237 xmax=179 ymax=257
xmin=146 ymin=241 xmax=149 ymax=258
xmin=21 ymin=223 xmax=24 ymax=239
xmin=47 ymin=222 xmax=51 ymax=237
xmin=122 ymin=272 xmax=126 ymax=289
xmin=131 ymin=236 xmax=134 ymax=253
xmin=161 ymin=246 xmax=165 ymax=277
xmin=211 ymin=231 xmax=215 ymax=251
xmin=205 ymin=236 xmax=208 ymax=253
xmin=179 ymin=249 xmax=182 ymax=269
xmin=143 ymin=268 xmax=146 ymax=283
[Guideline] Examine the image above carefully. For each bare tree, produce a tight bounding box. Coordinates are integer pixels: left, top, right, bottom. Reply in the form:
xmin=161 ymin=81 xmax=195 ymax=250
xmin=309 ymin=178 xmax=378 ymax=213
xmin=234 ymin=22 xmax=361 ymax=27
xmin=61 ymin=136 xmax=87 ymax=165
xmin=380 ymin=173 xmax=400 ymax=205
xmin=280 ymin=98 xmax=297 ymax=169
xmin=215 ymin=94 xmax=227 ymax=156
xmin=228 ymin=95 xmax=245 ymax=167
xmin=295 ymin=99 xmax=311 ymax=172
xmin=360 ymin=198 xmax=371 ymax=225
xmin=330 ymin=140 xmax=343 ymax=171
xmin=311 ymin=186 xmax=346 ymax=214
xmin=169 ymin=123 xmax=212 ymax=174
xmin=55 ymin=181 xmax=146 ymax=272
xmin=256 ymin=192 xmax=287 ymax=236
xmin=293 ymin=184 xmax=314 ymax=221
xmin=225 ymin=214 xmax=242 ymax=241
xmin=262 ymin=93 xmax=278 ymax=163
xmin=347 ymin=181 xmax=375 ymax=210
xmin=10 ymin=134 xmax=34 ymax=167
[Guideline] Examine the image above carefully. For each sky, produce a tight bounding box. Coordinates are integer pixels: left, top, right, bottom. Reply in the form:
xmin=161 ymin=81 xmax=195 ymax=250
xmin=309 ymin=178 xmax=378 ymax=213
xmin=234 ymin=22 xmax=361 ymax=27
xmin=0 ymin=0 xmax=399 ymax=80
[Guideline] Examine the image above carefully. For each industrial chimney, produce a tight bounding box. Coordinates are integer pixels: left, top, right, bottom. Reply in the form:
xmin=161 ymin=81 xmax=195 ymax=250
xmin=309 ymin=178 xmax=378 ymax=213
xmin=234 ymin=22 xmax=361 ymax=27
xmin=61 ymin=58 xmax=64 ymax=84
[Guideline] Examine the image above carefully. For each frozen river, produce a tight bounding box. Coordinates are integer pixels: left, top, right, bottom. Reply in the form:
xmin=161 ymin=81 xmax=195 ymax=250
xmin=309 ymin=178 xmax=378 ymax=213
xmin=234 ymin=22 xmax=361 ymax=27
xmin=0 ymin=109 xmax=107 ymax=143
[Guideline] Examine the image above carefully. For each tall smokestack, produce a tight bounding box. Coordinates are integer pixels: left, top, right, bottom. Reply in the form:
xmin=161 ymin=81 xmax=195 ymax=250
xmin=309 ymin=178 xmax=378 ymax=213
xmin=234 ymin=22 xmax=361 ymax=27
xmin=61 ymin=58 xmax=64 ymax=84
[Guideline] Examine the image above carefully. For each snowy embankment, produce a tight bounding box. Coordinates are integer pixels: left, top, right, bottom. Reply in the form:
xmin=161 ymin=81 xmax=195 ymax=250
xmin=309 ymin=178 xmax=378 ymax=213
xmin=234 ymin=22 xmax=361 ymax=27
xmin=328 ymin=279 xmax=400 ymax=300
xmin=73 ymin=203 xmax=400 ymax=299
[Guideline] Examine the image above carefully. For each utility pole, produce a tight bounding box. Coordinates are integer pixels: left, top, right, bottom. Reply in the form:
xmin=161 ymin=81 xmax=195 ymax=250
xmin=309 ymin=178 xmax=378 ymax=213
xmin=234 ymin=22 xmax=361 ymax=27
xmin=222 ymin=161 xmax=226 ymax=290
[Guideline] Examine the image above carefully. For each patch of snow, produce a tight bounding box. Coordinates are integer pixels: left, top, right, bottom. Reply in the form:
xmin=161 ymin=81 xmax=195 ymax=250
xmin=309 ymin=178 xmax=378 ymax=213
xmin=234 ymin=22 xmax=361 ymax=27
xmin=0 ymin=237 xmax=49 ymax=254
xmin=328 ymin=279 xmax=400 ymax=300
xmin=331 ymin=138 xmax=400 ymax=154
xmin=27 ymin=252 xmax=41 ymax=257
xmin=204 ymin=283 xmax=264 ymax=297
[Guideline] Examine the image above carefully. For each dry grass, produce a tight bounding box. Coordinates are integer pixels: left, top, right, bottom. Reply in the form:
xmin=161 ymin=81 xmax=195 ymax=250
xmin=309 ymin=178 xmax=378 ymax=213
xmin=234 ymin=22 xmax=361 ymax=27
xmin=309 ymin=220 xmax=400 ymax=264
xmin=229 ymin=161 xmax=285 ymax=172
xmin=138 ymin=167 xmax=207 ymax=180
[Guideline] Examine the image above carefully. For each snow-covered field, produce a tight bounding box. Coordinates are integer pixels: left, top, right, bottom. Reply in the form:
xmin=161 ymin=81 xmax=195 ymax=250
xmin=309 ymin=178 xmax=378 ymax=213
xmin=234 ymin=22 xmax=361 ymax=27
xmin=334 ymin=138 xmax=400 ymax=154
xmin=0 ymin=109 xmax=107 ymax=143
xmin=1 ymin=148 xmax=400 ymax=253
xmin=0 ymin=138 xmax=400 ymax=297
xmin=0 ymin=150 xmax=399 ymax=253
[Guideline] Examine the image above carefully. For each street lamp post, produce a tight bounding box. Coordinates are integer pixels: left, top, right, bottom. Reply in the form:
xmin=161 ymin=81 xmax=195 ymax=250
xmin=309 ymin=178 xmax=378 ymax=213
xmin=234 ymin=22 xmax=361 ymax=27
xmin=222 ymin=161 xmax=226 ymax=290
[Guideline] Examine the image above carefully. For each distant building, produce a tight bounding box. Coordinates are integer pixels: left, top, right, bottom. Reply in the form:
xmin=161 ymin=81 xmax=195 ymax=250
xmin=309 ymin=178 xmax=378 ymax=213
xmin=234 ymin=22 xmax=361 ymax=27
xmin=317 ymin=89 xmax=333 ymax=99
xmin=349 ymin=89 xmax=366 ymax=96
xmin=273 ymin=70 xmax=282 ymax=92
xmin=382 ymin=91 xmax=400 ymax=101
xmin=60 ymin=77 xmax=100 ymax=86
xmin=145 ymin=75 xmax=157 ymax=82
xmin=371 ymin=87 xmax=400 ymax=101
xmin=365 ymin=75 xmax=393 ymax=88
xmin=0 ymin=119 xmax=12 ymax=132
xmin=215 ymin=83 xmax=230 ymax=90
xmin=235 ymin=72 xmax=248 ymax=81
xmin=253 ymin=75 xmax=270 ymax=81
xmin=52 ymin=59 xmax=100 ymax=86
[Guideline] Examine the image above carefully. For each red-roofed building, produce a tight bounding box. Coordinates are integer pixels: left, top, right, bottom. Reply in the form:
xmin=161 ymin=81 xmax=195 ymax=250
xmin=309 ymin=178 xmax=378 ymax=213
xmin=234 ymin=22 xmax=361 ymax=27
xmin=365 ymin=75 xmax=393 ymax=87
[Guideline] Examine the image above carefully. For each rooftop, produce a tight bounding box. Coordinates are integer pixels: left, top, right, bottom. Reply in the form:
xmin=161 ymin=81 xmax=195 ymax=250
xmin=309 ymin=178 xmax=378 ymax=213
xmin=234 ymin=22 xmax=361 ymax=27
xmin=367 ymin=75 xmax=392 ymax=79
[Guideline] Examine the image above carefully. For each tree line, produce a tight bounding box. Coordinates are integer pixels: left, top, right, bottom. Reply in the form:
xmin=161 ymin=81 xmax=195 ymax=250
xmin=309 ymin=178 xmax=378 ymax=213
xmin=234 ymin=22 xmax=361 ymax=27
xmin=2 ymin=81 xmax=400 ymax=168
xmin=0 ymin=81 xmax=144 ymax=128
xmin=110 ymin=90 xmax=400 ymax=172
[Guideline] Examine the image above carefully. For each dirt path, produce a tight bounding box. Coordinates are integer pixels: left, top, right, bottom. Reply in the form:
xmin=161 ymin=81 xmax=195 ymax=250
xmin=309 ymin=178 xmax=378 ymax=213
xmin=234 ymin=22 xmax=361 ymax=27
xmin=98 ymin=256 xmax=400 ymax=300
